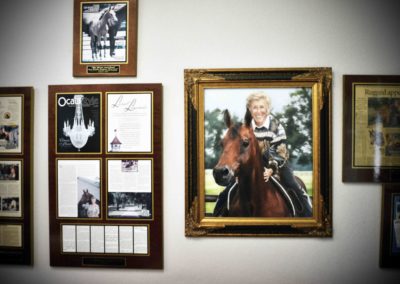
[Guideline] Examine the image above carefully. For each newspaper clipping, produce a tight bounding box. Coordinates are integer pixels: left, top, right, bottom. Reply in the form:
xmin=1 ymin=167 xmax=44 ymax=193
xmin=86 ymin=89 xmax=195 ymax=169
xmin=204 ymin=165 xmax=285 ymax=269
xmin=0 ymin=96 xmax=22 ymax=153
xmin=62 ymin=225 xmax=148 ymax=254
xmin=57 ymin=159 xmax=101 ymax=218
xmin=107 ymin=159 xmax=152 ymax=218
xmin=0 ymin=224 xmax=22 ymax=247
xmin=353 ymin=84 xmax=400 ymax=167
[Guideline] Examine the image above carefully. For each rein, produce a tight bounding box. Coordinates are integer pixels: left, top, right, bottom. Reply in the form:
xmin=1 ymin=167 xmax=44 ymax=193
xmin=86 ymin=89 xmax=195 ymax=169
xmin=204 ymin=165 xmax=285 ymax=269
xmin=226 ymin=180 xmax=238 ymax=211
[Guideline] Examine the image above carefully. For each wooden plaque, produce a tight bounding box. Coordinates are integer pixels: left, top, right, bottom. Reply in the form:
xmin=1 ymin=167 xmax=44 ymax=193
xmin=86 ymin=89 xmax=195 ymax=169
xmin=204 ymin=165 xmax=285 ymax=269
xmin=73 ymin=0 xmax=138 ymax=77
xmin=0 ymin=87 xmax=34 ymax=265
xmin=48 ymin=84 xmax=163 ymax=269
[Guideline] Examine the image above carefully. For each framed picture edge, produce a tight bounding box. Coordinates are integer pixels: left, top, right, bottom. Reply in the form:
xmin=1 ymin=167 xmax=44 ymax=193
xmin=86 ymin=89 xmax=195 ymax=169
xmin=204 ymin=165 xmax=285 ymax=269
xmin=72 ymin=0 xmax=138 ymax=77
xmin=184 ymin=67 xmax=332 ymax=237
xmin=0 ymin=86 xmax=34 ymax=265
xmin=380 ymin=184 xmax=400 ymax=268
xmin=342 ymin=74 xmax=400 ymax=183
xmin=48 ymin=83 xmax=163 ymax=269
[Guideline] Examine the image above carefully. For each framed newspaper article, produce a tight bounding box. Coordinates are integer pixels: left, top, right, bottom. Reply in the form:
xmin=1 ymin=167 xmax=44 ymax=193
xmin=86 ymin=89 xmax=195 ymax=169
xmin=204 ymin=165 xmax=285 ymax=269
xmin=185 ymin=68 xmax=332 ymax=237
xmin=380 ymin=184 xmax=400 ymax=268
xmin=48 ymin=84 xmax=162 ymax=269
xmin=73 ymin=0 xmax=138 ymax=77
xmin=343 ymin=75 xmax=400 ymax=182
xmin=0 ymin=87 xmax=34 ymax=265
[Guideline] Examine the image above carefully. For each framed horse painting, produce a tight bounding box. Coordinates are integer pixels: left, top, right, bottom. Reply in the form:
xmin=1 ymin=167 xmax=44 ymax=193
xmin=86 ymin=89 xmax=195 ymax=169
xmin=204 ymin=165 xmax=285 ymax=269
xmin=184 ymin=68 xmax=332 ymax=237
xmin=343 ymin=75 xmax=400 ymax=182
xmin=73 ymin=0 xmax=138 ymax=77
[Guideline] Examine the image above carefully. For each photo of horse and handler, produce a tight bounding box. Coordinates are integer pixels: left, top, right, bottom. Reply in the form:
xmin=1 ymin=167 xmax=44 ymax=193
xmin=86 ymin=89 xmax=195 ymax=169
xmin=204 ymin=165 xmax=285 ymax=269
xmin=204 ymin=88 xmax=314 ymax=218
xmin=81 ymin=2 xmax=127 ymax=62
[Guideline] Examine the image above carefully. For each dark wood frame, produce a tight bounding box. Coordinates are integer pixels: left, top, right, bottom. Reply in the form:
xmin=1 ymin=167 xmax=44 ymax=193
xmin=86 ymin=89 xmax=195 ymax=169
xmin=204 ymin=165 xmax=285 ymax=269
xmin=380 ymin=184 xmax=400 ymax=268
xmin=185 ymin=68 xmax=332 ymax=237
xmin=0 ymin=87 xmax=34 ymax=265
xmin=48 ymin=84 xmax=162 ymax=269
xmin=343 ymin=75 xmax=400 ymax=182
xmin=73 ymin=0 xmax=138 ymax=77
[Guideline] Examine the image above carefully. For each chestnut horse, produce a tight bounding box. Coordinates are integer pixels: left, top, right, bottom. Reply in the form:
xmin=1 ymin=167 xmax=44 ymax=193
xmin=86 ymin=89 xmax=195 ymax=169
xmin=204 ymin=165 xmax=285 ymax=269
xmin=212 ymin=110 xmax=294 ymax=217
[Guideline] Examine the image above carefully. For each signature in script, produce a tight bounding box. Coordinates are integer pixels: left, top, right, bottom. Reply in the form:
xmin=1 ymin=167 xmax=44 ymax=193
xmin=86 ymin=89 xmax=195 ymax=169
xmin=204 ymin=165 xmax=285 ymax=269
xmin=112 ymin=95 xmax=147 ymax=112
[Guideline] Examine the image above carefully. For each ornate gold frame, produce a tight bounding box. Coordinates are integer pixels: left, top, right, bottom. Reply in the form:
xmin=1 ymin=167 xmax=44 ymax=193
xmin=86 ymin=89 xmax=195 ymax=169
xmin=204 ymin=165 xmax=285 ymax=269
xmin=185 ymin=68 xmax=332 ymax=237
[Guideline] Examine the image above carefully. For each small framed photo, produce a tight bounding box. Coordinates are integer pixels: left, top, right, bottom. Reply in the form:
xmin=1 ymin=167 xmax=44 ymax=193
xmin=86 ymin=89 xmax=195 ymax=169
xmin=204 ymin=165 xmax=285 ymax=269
xmin=343 ymin=75 xmax=400 ymax=182
xmin=185 ymin=68 xmax=332 ymax=237
xmin=73 ymin=0 xmax=138 ymax=77
xmin=380 ymin=184 xmax=400 ymax=268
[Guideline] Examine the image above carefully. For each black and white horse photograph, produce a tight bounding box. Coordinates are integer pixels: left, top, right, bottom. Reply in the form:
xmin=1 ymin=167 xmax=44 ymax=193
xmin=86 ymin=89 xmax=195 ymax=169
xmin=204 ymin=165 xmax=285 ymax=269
xmin=81 ymin=2 xmax=127 ymax=62
xmin=76 ymin=176 xmax=101 ymax=218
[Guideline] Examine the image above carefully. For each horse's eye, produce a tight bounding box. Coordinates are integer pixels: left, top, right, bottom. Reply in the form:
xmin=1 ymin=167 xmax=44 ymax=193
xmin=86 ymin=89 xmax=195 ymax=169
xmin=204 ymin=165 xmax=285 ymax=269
xmin=242 ymin=139 xmax=249 ymax=148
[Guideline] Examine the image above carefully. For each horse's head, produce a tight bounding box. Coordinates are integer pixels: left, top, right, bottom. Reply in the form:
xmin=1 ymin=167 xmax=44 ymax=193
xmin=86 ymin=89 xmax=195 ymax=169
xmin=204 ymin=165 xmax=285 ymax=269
xmin=104 ymin=6 xmax=118 ymax=27
xmin=212 ymin=109 xmax=259 ymax=186
xmin=80 ymin=189 xmax=93 ymax=203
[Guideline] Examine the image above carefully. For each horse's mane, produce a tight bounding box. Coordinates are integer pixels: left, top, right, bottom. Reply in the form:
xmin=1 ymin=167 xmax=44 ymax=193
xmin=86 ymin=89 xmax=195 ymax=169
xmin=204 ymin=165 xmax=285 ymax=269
xmin=98 ymin=9 xmax=108 ymax=20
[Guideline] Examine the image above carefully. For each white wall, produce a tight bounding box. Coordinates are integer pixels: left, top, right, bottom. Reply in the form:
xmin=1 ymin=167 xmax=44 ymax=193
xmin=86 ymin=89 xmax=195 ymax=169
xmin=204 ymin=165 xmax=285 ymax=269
xmin=1 ymin=0 xmax=400 ymax=283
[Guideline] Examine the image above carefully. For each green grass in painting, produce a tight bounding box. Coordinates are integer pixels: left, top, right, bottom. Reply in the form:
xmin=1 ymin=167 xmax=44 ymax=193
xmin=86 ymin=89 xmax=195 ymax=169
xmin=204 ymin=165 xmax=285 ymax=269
xmin=206 ymin=202 xmax=216 ymax=214
xmin=205 ymin=169 xmax=225 ymax=196
xmin=293 ymin=171 xmax=313 ymax=196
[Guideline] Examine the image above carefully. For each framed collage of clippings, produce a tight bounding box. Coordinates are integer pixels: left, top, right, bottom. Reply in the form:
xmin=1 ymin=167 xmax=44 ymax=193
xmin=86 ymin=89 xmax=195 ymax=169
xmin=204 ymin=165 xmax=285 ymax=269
xmin=48 ymin=84 xmax=163 ymax=269
xmin=185 ymin=68 xmax=332 ymax=237
xmin=343 ymin=75 xmax=400 ymax=182
xmin=73 ymin=0 xmax=138 ymax=77
xmin=0 ymin=87 xmax=34 ymax=265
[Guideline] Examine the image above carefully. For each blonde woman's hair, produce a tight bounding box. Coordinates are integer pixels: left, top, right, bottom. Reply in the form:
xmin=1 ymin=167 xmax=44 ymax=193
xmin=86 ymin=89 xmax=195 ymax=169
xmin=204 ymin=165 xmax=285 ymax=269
xmin=246 ymin=92 xmax=271 ymax=112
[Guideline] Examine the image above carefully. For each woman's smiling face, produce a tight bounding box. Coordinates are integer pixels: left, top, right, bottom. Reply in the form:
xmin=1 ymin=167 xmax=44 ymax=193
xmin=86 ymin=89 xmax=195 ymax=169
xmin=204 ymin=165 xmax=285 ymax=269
xmin=249 ymin=99 xmax=269 ymax=126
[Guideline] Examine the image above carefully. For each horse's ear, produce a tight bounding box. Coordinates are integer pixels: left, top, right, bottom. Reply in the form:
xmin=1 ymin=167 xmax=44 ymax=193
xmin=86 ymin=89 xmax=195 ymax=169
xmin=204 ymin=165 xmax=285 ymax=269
xmin=223 ymin=110 xmax=231 ymax=128
xmin=244 ymin=108 xmax=252 ymax=127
